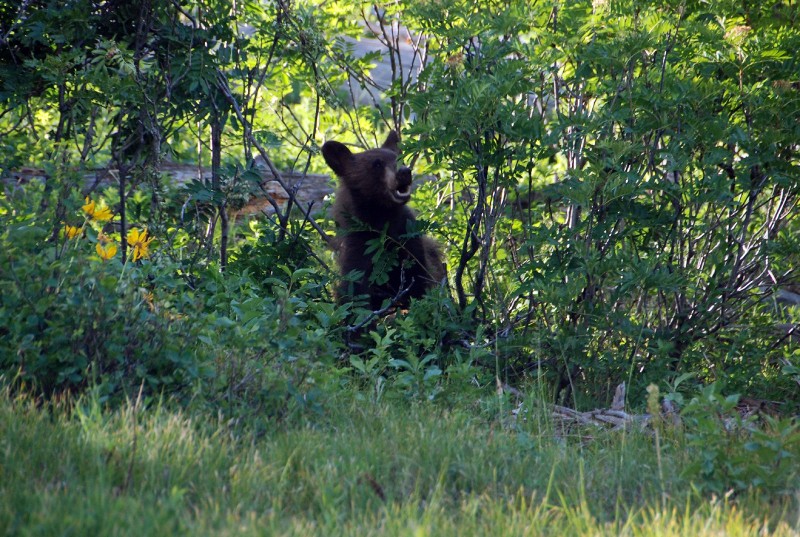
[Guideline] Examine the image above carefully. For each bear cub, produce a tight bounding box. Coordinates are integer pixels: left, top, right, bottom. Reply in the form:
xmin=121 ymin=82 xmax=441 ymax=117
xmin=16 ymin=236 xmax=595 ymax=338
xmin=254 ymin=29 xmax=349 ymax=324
xmin=322 ymin=131 xmax=444 ymax=309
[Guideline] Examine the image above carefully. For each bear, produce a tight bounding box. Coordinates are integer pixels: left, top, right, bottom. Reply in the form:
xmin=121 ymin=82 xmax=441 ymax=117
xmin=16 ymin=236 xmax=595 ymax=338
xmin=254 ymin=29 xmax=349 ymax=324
xmin=322 ymin=131 xmax=444 ymax=310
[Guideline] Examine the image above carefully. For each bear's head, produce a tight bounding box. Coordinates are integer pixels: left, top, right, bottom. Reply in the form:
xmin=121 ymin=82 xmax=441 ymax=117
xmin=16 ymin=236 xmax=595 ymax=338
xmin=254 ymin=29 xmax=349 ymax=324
xmin=322 ymin=131 xmax=413 ymax=208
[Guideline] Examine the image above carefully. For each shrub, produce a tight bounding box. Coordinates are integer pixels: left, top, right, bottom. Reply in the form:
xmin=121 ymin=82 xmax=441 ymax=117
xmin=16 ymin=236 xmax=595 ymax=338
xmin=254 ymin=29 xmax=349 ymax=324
xmin=0 ymin=199 xmax=207 ymax=400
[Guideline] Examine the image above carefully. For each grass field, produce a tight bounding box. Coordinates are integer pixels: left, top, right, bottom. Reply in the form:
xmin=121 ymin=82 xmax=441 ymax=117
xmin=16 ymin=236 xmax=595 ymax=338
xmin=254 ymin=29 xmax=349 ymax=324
xmin=1 ymin=388 xmax=798 ymax=536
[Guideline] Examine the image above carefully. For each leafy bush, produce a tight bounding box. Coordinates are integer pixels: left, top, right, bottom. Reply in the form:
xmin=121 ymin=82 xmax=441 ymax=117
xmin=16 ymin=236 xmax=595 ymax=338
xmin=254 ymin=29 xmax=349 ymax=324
xmin=188 ymin=264 xmax=350 ymax=424
xmin=0 ymin=189 xmax=348 ymax=417
xmin=344 ymin=289 xmax=489 ymax=401
xmin=393 ymin=0 xmax=800 ymax=404
xmin=1 ymin=0 xmax=799 ymax=411
xmin=228 ymin=218 xmax=330 ymax=298
xmin=0 ymin=192 xmax=208 ymax=400
xmin=678 ymin=383 xmax=800 ymax=495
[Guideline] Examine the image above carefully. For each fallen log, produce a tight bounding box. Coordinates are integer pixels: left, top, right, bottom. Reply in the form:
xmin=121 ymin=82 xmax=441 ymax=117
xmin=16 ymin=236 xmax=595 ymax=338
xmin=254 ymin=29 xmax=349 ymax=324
xmin=3 ymin=163 xmax=335 ymax=216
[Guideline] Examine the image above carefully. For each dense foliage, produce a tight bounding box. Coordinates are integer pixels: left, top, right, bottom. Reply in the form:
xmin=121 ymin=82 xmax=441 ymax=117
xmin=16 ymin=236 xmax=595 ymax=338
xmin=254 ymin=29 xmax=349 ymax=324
xmin=1 ymin=0 xmax=799 ymax=413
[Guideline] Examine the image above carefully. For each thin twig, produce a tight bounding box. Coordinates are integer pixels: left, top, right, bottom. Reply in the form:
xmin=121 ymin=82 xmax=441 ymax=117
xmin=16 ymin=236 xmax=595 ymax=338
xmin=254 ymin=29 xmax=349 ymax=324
xmin=214 ymin=69 xmax=333 ymax=247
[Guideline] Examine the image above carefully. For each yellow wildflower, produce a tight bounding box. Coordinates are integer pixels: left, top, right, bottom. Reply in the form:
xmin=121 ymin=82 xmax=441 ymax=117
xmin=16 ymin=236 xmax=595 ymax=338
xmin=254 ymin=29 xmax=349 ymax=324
xmin=96 ymin=242 xmax=118 ymax=261
xmin=63 ymin=225 xmax=80 ymax=239
xmin=92 ymin=205 xmax=113 ymax=221
xmin=127 ymin=228 xmax=154 ymax=261
xmin=82 ymin=196 xmax=113 ymax=222
xmin=82 ymin=197 xmax=96 ymax=215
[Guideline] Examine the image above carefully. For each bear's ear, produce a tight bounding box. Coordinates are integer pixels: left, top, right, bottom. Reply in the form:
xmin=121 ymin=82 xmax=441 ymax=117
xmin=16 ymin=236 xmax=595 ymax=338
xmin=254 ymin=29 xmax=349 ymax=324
xmin=382 ymin=130 xmax=400 ymax=154
xmin=321 ymin=140 xmax=353 ymax=176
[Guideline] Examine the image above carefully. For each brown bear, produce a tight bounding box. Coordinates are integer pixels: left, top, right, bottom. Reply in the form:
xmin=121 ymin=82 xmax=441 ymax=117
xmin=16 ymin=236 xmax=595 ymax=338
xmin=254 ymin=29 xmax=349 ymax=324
xmin=322 ymin=131 xmax=444 ymax=309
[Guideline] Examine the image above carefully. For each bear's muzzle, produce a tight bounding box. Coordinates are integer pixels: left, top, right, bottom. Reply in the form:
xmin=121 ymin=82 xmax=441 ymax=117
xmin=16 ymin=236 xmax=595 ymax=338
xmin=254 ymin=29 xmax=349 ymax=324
xmin=392 ymin=166 xmax=413 ymax=204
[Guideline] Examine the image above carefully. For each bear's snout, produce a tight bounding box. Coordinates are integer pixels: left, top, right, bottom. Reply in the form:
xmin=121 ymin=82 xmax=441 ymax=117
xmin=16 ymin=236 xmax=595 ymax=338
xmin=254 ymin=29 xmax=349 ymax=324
xmin=397 ymin=166 xmax=412 ymax=187
xmin=391 ymin=166 xmax=413 ymax=204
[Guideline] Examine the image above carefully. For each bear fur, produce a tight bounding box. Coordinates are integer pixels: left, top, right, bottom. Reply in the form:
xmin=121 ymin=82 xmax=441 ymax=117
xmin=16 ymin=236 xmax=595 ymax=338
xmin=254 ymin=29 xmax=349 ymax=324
xmin=322 ymin=131 xmax=444 ymax=309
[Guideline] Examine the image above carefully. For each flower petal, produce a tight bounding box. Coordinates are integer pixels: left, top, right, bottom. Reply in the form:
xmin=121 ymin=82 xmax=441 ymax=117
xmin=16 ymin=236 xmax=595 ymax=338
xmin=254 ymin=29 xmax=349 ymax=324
xmin=96 ymin=242 xmax=117 ymax=260
xmin=82 ymin=198 xmax=96 ymax=216
xmin=93 ymin=206 xmax=113 ymax=222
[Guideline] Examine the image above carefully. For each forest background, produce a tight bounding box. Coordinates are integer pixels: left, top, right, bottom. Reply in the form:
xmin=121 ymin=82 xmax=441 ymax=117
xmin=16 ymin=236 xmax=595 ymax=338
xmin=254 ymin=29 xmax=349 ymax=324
xmin=1 ymin=1 xmax=800 ymax=533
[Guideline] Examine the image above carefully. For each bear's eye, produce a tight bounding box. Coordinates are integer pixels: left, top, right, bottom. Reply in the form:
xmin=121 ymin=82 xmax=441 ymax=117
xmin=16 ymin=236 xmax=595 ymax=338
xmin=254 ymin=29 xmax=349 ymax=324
xmin=371 ymin=159 xmax=383 ymax=170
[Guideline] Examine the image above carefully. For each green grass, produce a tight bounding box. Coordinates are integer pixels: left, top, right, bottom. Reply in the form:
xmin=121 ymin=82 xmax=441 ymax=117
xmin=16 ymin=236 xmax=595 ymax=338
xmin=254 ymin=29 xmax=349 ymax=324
xmin=1 ymin=390 xmax=798 ymax=536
